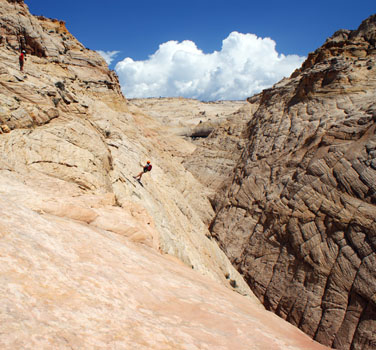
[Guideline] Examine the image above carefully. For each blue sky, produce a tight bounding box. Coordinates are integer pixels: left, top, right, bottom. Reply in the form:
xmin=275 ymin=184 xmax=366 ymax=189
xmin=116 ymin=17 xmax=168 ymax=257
xmin=26 ymin=0 xmax=375 ymax=100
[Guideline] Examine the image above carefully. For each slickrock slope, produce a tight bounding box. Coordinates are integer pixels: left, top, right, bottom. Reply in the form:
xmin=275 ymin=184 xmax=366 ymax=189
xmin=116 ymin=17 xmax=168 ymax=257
xmin=210 ymin=15 xmax=376 ymax=350
xmin=129 ymin=97 xmax=248 ymax=137
xmin=0 ymin=1 xmax=329 ymax=349
xmin=181 ymin=100 xmax=261 ymax=195
xmin=130 ymin=98 xmax=257 ymax=195
xmin=0 ymin=0 xmax=250 ymax=293
xmin=0 ymin=171 xmax=331 ymax=350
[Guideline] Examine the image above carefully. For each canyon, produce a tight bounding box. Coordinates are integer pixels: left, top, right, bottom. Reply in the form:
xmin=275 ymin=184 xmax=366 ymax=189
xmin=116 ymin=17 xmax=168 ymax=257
xmin=0 ymin=0 xmax=375 ymax=349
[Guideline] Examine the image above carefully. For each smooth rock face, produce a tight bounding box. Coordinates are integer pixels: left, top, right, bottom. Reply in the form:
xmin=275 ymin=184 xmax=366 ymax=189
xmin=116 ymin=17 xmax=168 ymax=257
xmin=210 ymin=15 xmax=376 ymax=350
xmin=0 ymin=0 xmax=251 ymax=295
xmin=0 ymin=174 xmax=329 ymax=350
xmin=0 ymin=1 xmax=330 ymax=349
xmin=130 ymin=97 xmax=257 ymax=196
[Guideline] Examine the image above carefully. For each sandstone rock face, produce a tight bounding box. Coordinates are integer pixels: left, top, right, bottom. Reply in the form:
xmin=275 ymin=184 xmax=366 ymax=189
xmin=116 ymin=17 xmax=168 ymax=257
xmin=210 ymin=15 xmax=376 ymax=350
xmin=130 ymin=97 xmax=256 ymax=196
xmin=129 ymin=97 xmax=248 ymax=136
xmin=0 ymin=1 xmax=331 ymax=348
xmin=0 ymin=0 xmax=257 ymax=295
xmin=182 ymin=99 xmax=261 ymax=196
xmin=0 ymin=172 xmax=329 ymax=350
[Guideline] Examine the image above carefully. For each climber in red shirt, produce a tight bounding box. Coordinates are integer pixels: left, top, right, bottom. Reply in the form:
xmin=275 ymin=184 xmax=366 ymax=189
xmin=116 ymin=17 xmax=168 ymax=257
xmin=19 ymin=50 xmax=26 ymax=71
xmin=133 ymin=161 xmax=152 ymax=181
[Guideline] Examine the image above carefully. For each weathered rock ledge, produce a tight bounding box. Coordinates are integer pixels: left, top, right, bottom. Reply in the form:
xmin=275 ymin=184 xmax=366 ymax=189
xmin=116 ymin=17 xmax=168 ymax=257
xmin=209 ymin=14 xmax=376 ymax=350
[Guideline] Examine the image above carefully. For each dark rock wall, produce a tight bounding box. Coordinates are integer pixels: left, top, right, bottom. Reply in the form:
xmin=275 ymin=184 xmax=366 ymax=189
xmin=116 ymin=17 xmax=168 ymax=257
xmin=210 ymin=15 xmax=376 ymax=350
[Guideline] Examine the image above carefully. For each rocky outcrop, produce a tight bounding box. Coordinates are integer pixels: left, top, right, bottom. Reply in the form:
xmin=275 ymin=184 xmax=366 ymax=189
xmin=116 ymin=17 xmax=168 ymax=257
xmin=0 ymin=171 xmax=329 ymax=350
xmin=209 ymin=15 xmax=376 ymax=350
xmin=0 ymin=0 xmax=254 ymax=295
xmin=0 ymin=1 xmax=332 ymax=348
xmin=0 ymin=1 xmax=372 ymax=349
xmin=130 ymin=97 xmax=256 ymax=196
xmin=182 ymin=97 xmax=261 ymax=196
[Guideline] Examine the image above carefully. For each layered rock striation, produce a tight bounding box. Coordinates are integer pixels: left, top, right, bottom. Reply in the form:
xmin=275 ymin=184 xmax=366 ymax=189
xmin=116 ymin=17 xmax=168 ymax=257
xmin=0 ymin=170 xmax=329 ymax=350
xmin=1 ymin=1 xmax=373 ymax=349
xmin=0 ymin=0 xmax=249 ymax=292
xmin=210 ymin=15 xmax=376 ymax=350
xmin=0 ymin=1 xmax=332 ymax=349
xmin=130 ymin=97 xmax=256 ymax=196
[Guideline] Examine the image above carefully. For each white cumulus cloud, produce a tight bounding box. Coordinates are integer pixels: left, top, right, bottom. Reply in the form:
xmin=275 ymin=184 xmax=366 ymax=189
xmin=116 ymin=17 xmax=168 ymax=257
xmin=115 ymin=32 xmax=305 ymax=101
xmin=97 ymin=50 xmax=120 ymax=65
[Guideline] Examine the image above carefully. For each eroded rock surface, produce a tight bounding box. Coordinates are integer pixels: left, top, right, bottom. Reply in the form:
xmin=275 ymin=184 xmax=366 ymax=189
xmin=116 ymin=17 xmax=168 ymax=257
xmin=130 ymin=97 xmax=256 ymax=196
xmin=0 ymin=172 xmax=329 ymax=350
xmin=0 ymin=0 xmax=251 ymax=294
xmin=210 ymin=15 xmax=376 ymax=350
xmin=0 ymin=1 xmax=331 ymax=349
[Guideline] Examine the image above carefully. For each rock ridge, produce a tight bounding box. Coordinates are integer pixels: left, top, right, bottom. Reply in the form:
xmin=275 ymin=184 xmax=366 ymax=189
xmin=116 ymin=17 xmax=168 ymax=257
xmin=209 ymin=14 xmax=376 ymax=350
xmin=1 ymin=0 xmax=259 ymax=296
xmin=0 ymin=3 xmax=323 ymax=349
xmin=0 ymin=1 xmax=370 ymax=349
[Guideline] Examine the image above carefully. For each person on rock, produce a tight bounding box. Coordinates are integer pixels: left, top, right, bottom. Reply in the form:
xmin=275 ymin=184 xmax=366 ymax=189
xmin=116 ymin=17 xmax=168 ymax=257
xmin=19 ymin=50 xmax=26 ymax=71
xmin=133 ymin=161 xmax=152 ymax=181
